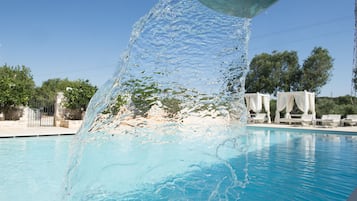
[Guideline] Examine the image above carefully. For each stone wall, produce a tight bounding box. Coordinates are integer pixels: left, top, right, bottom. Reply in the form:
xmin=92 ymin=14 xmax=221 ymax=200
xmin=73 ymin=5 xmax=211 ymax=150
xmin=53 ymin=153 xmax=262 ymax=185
xmin=0 ymin=93 xmax=83 ymax=128
xmin=55 ymin=92 xmax=83 ymax=128
xmin=54 ymin=92 xmax=65 ymax=127
xmin=0 ymin=106 xmax=28 ymax=127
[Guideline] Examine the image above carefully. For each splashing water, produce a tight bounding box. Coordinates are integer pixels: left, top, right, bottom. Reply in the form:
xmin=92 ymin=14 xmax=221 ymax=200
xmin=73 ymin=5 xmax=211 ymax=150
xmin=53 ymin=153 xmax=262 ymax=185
xmin=64 ymin=0 xmax=254 ymax=200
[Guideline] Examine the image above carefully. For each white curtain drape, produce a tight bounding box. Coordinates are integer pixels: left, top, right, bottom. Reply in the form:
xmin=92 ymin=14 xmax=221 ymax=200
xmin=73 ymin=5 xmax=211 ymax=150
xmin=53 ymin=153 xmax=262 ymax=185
xmin=245 ymin=93 xmax=262 ymax=112
xmin=245 ymin=96 xmax=251 ymax=112
xmin=308 ymin=93 xmax=316 ymax=119
xmin=275 ymin=91 xmax=316 ymax=123
xmin=294 ymin=91 xmax=308 ymax=114
xmin=262 ymin=95 xmax=271 ymax=123
xmin=285 ymin=95 xmax=295 ymax=118
xmin=275 ymin=93 xmax=288 ymax=123
xmin=245 ymin=93 xmax=271 ymax=123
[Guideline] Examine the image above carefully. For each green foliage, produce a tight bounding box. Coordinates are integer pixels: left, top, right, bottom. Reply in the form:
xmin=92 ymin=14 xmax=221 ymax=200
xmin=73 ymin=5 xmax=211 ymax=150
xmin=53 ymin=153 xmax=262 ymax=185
xmin=103 ymin=95 xmax=128 ymax=115
xmin=128 ymin=79 xmax=161 ymax=117
xmin=245 ymin=53 xmax=276 ymax=94
xmin=245 ymin=51 xmax=300 ymax=95
xmin=0 ymin=64 xmax=35 ymax=118
xmin=102 ymin=78 xmax=162 ymax=117
xmin=276 ymin=51 xmax=301 ymax=92
xmin=103 ymin=79 xmax=184 ymax=118
xmin=31 ymin=78 xmax=97 ymax=116
xmin=315 ymin=98 xmax=336 ymax=118
xmin=63 ymin=79 xmax=97 ymax=111
xmin=161 ymin=97 xmax=182 ymax=117
xmin=245 ymin=47 xmax=333 ymax=95
xmin=334 ymin=95 xmax=356 ymax=105
xmin=300 ymin=47 xmax=334 ymax=94
xmin=30 ymin=78 xmax=73 ymax=108
xmin=113 ymin=95 xmax=127 ymax=114
xmin=316 ymin=96 xmax=357 ymax=118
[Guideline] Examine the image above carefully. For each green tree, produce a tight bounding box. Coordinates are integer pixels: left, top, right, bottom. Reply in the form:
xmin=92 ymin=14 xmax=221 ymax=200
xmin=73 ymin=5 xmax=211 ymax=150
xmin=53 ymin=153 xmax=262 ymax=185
xmin=33 ymin=78 xmax=97 ymax=120
xmin=299 ymin=47 xmax=334 ymax=94
xmin=63 ymin=79 xmax=97 ymax=111
xmin=245 ymin=51 xmax=300 ymax=95
xmin=0 ymin=64 xmax=35 ymax=119
xmin=316 ymin=96 xmax=357 ymax=118
xmin=245 ymin=53 xmax=276 ymax=94
xmin=31 ymin=78 xmax=72 ymax=108
xmin=275 ymin=51 xmax=301 ymax=92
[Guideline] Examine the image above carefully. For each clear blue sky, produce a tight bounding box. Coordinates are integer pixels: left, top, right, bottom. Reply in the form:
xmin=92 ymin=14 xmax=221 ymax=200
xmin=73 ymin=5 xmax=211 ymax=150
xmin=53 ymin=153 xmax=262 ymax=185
xmin=0 ymin=0 xmax=354 ymax=97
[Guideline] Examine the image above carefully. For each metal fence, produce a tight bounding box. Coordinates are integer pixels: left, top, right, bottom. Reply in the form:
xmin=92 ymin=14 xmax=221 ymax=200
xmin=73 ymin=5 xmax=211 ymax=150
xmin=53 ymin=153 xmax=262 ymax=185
xmin=27 ymin=102 xmax=55 ymax=127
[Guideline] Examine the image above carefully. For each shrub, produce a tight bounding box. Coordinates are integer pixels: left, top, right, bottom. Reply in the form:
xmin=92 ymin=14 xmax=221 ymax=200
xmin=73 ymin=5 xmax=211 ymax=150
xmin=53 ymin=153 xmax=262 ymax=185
xmin=316 ymin=96 xmax=357 ymax=118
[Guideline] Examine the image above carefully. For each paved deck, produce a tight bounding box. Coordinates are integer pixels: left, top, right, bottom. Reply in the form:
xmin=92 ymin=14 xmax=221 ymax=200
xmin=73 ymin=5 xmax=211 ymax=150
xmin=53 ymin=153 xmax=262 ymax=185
xmin=0 ymin=126 xmax=78 ymax=138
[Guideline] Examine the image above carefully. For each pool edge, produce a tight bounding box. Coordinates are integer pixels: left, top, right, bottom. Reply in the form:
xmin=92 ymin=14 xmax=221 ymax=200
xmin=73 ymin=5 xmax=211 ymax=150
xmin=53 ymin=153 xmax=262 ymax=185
xmin=247 ymin=124 xmax=357 ymax=135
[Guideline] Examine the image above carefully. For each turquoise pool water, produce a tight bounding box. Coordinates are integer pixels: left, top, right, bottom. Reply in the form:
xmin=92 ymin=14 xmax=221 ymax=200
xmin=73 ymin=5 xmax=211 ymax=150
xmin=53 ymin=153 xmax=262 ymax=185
xmin=0 ymin=128 xmax=356 ymax=200
xmin=0 ymin=136 xmax=71 ymax=201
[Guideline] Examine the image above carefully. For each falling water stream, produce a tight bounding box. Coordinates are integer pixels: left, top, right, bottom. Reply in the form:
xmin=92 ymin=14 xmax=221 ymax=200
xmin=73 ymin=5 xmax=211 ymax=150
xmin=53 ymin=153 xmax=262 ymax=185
xmin=64 ymin=0 xmax=276 ymax=200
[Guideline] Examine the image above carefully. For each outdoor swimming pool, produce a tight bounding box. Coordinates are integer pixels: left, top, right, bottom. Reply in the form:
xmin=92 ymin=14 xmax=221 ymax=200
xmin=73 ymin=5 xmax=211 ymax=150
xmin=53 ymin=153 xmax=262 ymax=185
xmin=0 ymin=127 xmax=356 ymax=201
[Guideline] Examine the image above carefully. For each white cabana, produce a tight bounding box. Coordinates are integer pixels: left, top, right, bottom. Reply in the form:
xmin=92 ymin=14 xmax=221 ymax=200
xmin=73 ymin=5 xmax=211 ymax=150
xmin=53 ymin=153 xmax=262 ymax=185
xmin=245 ymin=92 xmax=271 ymax=123
xmin=274 ymin=91 xmax=316 ymax=123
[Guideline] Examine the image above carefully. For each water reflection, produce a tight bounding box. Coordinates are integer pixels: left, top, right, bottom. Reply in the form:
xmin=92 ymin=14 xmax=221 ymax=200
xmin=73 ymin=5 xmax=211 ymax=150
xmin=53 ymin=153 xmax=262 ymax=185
xmin=241 ymin=128 xmax=357 ymax=200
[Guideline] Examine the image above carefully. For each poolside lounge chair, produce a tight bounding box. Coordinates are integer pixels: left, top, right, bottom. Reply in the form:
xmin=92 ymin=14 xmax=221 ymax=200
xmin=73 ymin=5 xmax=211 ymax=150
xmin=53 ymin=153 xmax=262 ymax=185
xmin=248 ymin=113 xmax=267 ymax=123
xmin=293 ymin=114 xmax=314 ymax=126
xmin=279 ymin=114 xmax=313 ymax=126
xmin=341 ymin=114 xmax=357 ymax=126
xmin=278 ymin=114 xmax=298 ymax=125
xmin=315 ymin=114 xmax=341 ymax=127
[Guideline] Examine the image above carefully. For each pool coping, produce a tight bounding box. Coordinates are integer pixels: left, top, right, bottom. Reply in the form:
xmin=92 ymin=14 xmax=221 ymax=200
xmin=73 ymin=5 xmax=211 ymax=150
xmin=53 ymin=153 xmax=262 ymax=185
xmin=0 ymin=133 xmax=76 ymax=138
xmin=247 ymin=123 xmax=357 ymax=135
xmin=1 ymin=123 xmax=356 ymax=138
xmin=0 ymin=127 xmax=78 ymax=138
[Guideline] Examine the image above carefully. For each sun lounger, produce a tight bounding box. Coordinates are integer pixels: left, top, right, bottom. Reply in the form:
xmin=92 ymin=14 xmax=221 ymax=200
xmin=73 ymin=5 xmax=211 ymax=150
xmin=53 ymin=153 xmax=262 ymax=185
xmin=279 ymin=114 xmax=313 ymax=126
xmin=341 ymin=114 xmax=357 ymax=126
xmin=279 ymin=114 xmax=298 ymax=125
xmin=248 ymin=113 xmax=267 ymax=123
xmin=296 ymin=114 xmax=314 ymax=126
xmin=315 ymin=114 xmax=341 ymax=127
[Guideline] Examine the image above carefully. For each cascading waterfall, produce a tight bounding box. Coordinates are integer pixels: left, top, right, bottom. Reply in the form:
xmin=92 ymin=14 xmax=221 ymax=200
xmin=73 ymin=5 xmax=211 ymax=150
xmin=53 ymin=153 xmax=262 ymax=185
xmin=63 ymin=0 xmax=276 ymax=200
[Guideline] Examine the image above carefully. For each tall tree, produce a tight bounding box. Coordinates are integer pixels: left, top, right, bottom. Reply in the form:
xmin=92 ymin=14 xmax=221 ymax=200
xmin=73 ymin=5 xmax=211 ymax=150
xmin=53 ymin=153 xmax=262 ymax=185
xmin=63 ymin=79 xmax=97 ymax=111
xmin=0 ymin=64 xmax=35 ymax=119
xmin=300 ymin=47 xmax=334 ymax=94
xmin=245 ymin=53 xmax=277 ymax=94
xmin=33 ymin=78 xmax=97 ymax=120
xmin=274 ymin=51 xmax=301 ymax=92
xmin=31 ymin=78 xmax=72 ymax=107
xmin=245 ymin=51 xmax=300 ymax=95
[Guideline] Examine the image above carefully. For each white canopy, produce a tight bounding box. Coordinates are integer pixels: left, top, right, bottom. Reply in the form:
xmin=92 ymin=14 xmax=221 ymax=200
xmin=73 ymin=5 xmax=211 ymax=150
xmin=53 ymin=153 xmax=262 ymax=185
xmin=245 ymin=92 xmax=271 ymax=123
xmin=274 ymin=91 xmax=316 ymax=123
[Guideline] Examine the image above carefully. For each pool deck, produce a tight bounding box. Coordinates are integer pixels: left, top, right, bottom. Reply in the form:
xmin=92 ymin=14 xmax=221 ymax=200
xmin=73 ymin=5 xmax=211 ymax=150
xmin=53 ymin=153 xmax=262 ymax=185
xmin=0 ymin=123 xmax=356 ymax=138
xmin=0 ymin=126 xmax=78 ymax=138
